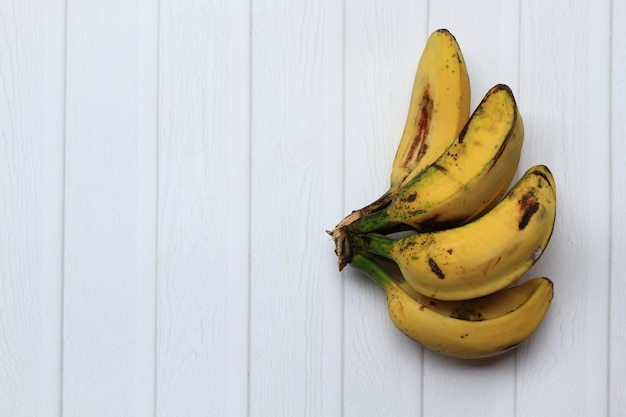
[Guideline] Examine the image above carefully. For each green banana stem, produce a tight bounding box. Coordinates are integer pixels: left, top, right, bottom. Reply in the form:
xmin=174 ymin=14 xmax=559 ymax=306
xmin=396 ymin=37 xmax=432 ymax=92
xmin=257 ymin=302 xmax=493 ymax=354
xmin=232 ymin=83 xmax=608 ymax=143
xmin=345 ymin=207 xmax=398 ymax=235
xmin=349 ymin=253 xmax=394 ymax=288
xmin=332 ymin=202 xmax=407 ymax=271
xmin=335 ymin=189 xmax=394 ymax=230
xmin=351 ymin=233 xmax=397 ymax=261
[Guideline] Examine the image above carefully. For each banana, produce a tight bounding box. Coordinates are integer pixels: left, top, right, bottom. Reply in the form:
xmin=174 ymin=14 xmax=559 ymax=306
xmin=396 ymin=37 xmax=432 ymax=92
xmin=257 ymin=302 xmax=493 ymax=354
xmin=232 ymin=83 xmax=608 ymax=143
xmin=350 ymin=253 xmax=554 ymax=359
xmin=334 ymin=84 xmax=524 ymax=270
xmin=349 ymin=165 xmax=556 ymax=301
xmin=391 ymin=29 xmax=471 ymax=189
xmin=332 ymin=29 xmax=470 ymax=231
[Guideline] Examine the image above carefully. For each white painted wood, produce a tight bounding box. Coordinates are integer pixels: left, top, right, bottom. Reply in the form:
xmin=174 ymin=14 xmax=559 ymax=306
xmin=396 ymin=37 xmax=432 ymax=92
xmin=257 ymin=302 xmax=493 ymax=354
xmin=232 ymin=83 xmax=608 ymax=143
xmin=423 ymin=3 xmax=521 ymax=417
xmin=610 ymin=1 xmax=626 ymax=415
xmin=224 ymin=1 xmax=252 ymax=415
xmin=156 ymin=1 xmax=249 ymax=416
xmin=342 ymin=2 xmax=427 ymax=416
xmin=40 ymin=1 xmax=66 ymax=415
xmin=0 ymin=0 xmax=624 ymax=415
xmin=517 ymin=1 xmax=610 ymax=416
xmin=62 ymin=1 xmax=157 ymax=415
xmin=135 ymin=0 xmax=159 ymax=415
xmin=0 ymin=1 xmax=64 ymax=416
xmin=430 ymin=0 xmax=521 ymax=111
xmin=248 ymin=0 xmax=343 ymax=415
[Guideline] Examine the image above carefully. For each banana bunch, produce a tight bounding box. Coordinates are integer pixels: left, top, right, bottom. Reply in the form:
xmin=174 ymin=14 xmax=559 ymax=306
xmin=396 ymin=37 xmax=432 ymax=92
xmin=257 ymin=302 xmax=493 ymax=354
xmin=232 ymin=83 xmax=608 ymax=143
xmin=328 ymin=29 xmax=557 ymax=359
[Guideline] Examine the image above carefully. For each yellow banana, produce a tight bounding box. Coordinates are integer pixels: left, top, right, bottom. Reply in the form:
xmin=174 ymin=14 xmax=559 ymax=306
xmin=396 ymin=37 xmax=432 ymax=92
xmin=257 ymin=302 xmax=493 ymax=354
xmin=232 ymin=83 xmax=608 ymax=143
xmin=351 ymin=253 xmax=554 ymax=359
xmin=392 ymin=29 xmax=471 ymax=190
xmin=337 ymin=84 xmax=523 ymax=263
xmin=349 ymin=165 xmax=556 ymax=300
xmin=333 ymin=29 xmax=470 ymax=231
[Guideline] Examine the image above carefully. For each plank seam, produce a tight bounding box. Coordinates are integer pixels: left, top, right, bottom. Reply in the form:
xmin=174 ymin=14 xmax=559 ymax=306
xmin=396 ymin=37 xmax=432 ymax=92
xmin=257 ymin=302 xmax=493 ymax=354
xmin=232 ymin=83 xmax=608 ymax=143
xmin=247 ymin=0 xmax=254 ymax=415
xmin=60 ymin=1 xmax=68 ymax=414
xmin=607 ymin=0 xmax=614 ymax=414
xmin=153 ymin=0 xmax=161 ymax=414
xmin=341 ymin=0 xmax=346 ymax=414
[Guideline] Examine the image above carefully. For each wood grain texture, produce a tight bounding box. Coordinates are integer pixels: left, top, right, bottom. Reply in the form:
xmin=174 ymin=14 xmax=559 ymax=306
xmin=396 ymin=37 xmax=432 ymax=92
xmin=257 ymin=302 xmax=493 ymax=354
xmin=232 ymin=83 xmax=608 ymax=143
xmin=40 ymin=1 xmax=66 ymax=415
xmin=135 ymin=0 xmax=159 ymax=415
xmin=0 ymin=1 xmax=64 ymax=416
xmin=610 ymin=0 xmax=626 ymax=414
xmin=0 ymin=0 xmax=624 ymax=415
xmin=342 ymin=2 xmax=427 ymax=416
xmin=249 ymin=0 xmax=343 ymax=415
xmin=156 ymin=1 xmax=249 ymax=416
xmin=63 ymin=1 xmax=157 ymax=415
xmin=517 ymin=1 xmax=610 ymax=415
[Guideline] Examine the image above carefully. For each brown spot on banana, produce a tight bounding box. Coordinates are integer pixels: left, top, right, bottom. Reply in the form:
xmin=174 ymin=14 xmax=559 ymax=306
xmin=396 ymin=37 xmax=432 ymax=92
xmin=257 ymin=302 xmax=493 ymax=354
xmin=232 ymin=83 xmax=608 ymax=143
xmin=428 ymin=257 xmax=445 ymax=279
xmin=518 ymin=191 xmax=540 ymax=230
xmin=402 ymin=91 xmax=434 ymax=169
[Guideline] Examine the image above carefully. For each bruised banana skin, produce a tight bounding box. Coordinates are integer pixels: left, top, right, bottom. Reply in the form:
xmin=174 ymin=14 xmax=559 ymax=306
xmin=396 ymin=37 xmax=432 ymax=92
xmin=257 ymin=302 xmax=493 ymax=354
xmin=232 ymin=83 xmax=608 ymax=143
xmin=351 ymin=165 xmax=556 ymax=301
xmin=391 ymin=30 xmax=471 ymax=192
xmin=350 ymin=254 xmax=554 ymax=359
xmin=338 ymin=84 xmax=524 ymax=271
xmin=332 ymin=29 xmax=470 ymax=231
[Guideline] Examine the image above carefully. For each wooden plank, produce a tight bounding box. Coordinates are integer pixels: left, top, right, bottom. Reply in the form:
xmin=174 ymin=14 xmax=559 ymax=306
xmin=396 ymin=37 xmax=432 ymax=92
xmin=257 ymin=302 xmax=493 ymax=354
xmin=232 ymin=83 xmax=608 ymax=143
xmin=423 ymin=3 xmax=521 ymax=416
xmin=0 ymin=1 xmax=620 ymax=413
xmin=430 ymin=1 xmax=522 ymax=110
xmin=610 ymin=1 xmax=626 ymax=415
xmin=517 ymin=1 xmax=610 ymax=415
xmin=156 ymin=1 xmax=250 ymax=415
xmin=248 ymin=0 xmax=344 ymax=415
xmin=135 ymin=0 xmax=159 ymax=415
xmin=63 ymin=1 xmax=158 ymax=415
xmin=40 ymin=1 xmax=66 ymax=415
xmin=0 ymin=1 xmax=65 ymax=416
xmin=342 ymin=1 xmax=427 ymax=415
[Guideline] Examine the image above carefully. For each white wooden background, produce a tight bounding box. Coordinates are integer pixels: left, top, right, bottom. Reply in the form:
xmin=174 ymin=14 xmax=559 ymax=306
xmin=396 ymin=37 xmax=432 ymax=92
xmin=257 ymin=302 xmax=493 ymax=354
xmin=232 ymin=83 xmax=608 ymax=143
xmin=1 ymin=0 xmax=624 ymax=416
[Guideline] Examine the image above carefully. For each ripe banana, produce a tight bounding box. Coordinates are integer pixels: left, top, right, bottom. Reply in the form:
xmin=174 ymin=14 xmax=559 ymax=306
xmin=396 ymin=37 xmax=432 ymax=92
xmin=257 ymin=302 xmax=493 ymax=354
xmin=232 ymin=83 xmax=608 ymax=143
xmin=335 ymin=84 xmax=524 ymax=272
xmin=350 ymin=253 xmax=554 ymax=359
xmin=333 ymin=29 xmax=470 ymax=231
xmin=349 ymin=165 xmax=556 ymax=301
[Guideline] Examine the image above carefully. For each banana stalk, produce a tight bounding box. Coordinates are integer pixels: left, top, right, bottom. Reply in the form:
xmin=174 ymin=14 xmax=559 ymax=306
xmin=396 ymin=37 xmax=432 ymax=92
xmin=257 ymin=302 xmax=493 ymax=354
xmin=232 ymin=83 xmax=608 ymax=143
xmin=331 ymin=29 xmax=470 ymax=234
xmin=335 ymin=84 xmax=524 ymax=270
xmin=349 ymin=165 xmax=556 ymax=301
